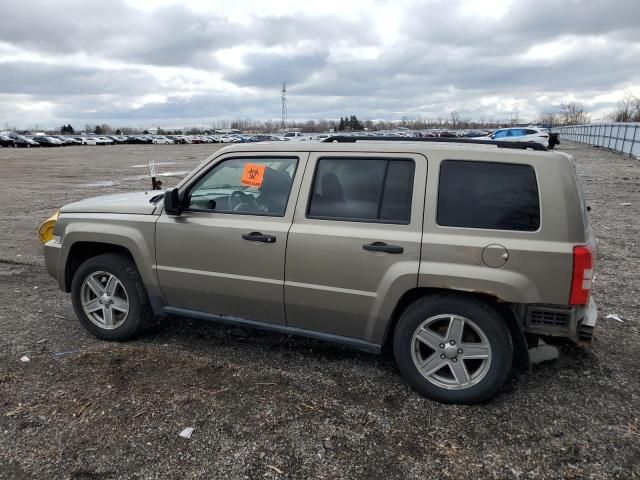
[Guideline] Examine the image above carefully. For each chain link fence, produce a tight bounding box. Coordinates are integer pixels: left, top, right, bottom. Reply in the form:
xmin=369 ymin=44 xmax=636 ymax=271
xmin=553 ymin=123 xmax=640 ymax=158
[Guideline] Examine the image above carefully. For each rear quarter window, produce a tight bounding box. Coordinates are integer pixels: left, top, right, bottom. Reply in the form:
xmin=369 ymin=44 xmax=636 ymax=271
xmin=437 ymin=160 xmax=540 ymax=231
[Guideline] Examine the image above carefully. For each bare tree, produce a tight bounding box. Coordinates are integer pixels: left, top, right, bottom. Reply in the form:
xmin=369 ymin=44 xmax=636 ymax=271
xmin=610 ymin=90 xmax=640 ymax=122
xmin=449 ymin=111 xmax=460 ymax=129
xmin=536 ymin=111 xmax=560 ymax=127
xmin=559 ymin=102 xmax=590 ymax=125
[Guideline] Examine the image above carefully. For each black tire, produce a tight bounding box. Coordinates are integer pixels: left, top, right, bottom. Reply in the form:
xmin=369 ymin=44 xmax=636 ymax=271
xmin=70 ymin=253 xmax=152 ymax=341
xmin=393 ymin=294 xmax=513 ymax=404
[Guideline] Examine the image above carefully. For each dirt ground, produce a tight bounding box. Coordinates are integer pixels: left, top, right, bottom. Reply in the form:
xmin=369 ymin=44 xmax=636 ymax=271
xmin=0 ymin=142 xmax=638 ymax=479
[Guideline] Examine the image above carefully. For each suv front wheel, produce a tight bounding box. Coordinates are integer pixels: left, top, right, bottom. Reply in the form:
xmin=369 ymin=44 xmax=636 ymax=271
xmin=393 ymin=294 xmax=513 ymax=404
xmin=71 ymin=253 xmax=152 ymax=340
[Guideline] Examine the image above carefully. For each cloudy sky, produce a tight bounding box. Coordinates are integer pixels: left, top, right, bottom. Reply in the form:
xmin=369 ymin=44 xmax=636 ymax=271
xmin=1 ymin=0 xmax=639 ymax=129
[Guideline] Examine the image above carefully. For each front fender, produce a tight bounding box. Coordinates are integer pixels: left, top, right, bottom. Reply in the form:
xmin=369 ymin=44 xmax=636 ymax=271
xmin=56 ymin=214 xmax=158 ymax=291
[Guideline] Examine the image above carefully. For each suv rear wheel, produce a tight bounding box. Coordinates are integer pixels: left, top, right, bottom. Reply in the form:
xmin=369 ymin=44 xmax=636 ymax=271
xmin=393 ymin=294 xmax=513 ymax=404
xmin=71 ymin=253 xmax=152 ymax=340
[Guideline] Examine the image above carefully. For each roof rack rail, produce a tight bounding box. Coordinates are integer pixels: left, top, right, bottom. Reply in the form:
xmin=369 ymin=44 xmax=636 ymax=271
xmin=321 ymin=135 xmax=548 ymax=151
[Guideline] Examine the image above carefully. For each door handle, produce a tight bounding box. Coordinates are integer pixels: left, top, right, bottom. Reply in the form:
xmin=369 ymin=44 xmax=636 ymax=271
xmin=363 ymin=242 xmax=403 ymax=254
xmin=242 ymin=232 xmax=276 ymax=243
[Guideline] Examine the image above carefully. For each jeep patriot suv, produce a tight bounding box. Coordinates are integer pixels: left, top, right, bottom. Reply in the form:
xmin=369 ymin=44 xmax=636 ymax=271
xmin=40 ymin=136 xmax=597 ymax=403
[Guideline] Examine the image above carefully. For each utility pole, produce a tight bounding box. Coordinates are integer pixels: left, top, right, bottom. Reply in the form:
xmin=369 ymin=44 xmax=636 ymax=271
xmin=281 ymin=82 xmax=287 ymax=130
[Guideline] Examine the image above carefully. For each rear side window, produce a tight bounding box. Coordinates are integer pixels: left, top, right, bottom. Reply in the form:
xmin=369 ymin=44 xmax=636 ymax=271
xmin=308 ymin=158 xmax=415 ymax=223
xmin=437 ymin=160 xmax=540 ymax=231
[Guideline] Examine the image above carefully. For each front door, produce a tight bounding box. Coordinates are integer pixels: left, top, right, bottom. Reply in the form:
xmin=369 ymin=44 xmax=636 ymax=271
xmin=155 ymin=153 xmax=308 ymax=324
xmin=284 ymin=152 xmax=427 ymax=343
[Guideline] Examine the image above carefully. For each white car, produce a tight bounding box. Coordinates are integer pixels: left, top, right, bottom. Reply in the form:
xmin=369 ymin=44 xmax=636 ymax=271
xmin=475 ymin=127 xmax=550 ymax=148
xmin=153 ymin=136 xmax=174 ymax=144
xmin=75 ymin=137 xmax=98 ymax=146
xmin=95 ymin=136 xmax=114 ymax=145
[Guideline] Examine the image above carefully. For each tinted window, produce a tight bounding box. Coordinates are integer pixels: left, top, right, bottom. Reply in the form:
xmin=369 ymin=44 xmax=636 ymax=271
xmin=437 ymin=160 xmax=540 ymax=231
xmin=308 ymin=158 xmax=414 ymax=223
xmin=492 ymin=130 xmax=508 ymax=138
xmin=524 ymin=129 xmax=538 ymax=135
xmin=188 ymin=157 xmax=297 ymax=216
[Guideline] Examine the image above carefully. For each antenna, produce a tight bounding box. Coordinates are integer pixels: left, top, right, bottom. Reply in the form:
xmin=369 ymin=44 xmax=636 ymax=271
xmin=281 ymin=82 xmax=287 ymax=129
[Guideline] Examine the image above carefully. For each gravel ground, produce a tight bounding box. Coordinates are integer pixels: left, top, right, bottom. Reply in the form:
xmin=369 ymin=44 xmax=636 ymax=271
xmin=0 ymin=142 xmax=638 ymax=479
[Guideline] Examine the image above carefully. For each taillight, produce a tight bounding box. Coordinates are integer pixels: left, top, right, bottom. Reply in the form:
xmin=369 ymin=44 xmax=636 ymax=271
xmin=569 ymin=245 xmax=594 ymax=305
xmin=539 ymin=134 xmax=549 ymax=138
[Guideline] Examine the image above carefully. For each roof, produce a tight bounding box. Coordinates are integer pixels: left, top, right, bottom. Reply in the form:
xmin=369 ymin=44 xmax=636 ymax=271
xmin=215 ymin=139 xmax=560 ymax=159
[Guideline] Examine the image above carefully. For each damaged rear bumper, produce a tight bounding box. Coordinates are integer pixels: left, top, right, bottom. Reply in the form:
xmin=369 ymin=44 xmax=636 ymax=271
xmin=575 ymin=297 xmax=598 ymax=344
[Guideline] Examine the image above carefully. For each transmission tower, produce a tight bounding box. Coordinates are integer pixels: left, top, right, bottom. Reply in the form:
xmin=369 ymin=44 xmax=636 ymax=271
xmin=281 ymin=82 xmax=287 ymax=129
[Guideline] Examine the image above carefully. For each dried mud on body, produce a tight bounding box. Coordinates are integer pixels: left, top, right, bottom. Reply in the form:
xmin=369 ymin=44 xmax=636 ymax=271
xmin=0 ymin=143 xmax=639 ymax=479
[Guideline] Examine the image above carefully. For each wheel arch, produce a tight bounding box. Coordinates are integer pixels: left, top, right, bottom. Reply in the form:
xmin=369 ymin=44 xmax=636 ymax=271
xmin=64 ymin=241 xmax=135 ymax=292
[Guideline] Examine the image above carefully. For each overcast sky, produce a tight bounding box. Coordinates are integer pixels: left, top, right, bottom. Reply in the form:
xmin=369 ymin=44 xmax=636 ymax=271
xmin=1 ymin=0 xmax=639 ymax=129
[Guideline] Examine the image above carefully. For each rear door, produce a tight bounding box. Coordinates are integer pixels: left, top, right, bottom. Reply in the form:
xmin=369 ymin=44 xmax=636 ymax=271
xmin=284 ymin=152 xmax=426 ymax=344
xmin=155 ymin=152 xmax=308 ymax=325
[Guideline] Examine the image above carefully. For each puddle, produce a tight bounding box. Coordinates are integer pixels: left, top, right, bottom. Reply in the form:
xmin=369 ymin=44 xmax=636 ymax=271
xmin=131 ymin=162 xmax=179 ymax=168
xmin=79 ymin=180 xmax=117 ymax=188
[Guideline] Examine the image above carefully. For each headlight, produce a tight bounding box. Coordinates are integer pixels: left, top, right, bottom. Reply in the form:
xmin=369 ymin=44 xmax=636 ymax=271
xmin=38 ymin=210 xmax=60 ymax=244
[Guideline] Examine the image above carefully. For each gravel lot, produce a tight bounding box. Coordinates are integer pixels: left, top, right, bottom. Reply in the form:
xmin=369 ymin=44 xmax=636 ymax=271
xmin=0 ymin=142 xmax=638 ymax=479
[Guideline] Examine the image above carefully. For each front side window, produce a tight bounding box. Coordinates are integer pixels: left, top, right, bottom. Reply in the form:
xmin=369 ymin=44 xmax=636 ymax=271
xmin=187 ymin=157 xmax=297 ymax=216
xmin=492 ymin=130 xmax=508 ymax=138
xmin=308 ymin=158 xmax=415 ymax=224
xmin=437 ymin=160 xmax=540 ymax=231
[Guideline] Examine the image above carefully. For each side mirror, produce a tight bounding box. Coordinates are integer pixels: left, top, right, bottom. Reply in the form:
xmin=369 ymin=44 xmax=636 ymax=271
xmin=164 ymin=188 xmax=182 ymax=216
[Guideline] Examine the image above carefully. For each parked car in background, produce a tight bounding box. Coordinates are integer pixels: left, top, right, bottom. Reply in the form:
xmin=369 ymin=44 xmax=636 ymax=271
xmin=475 ymin=127 xmax=551 ymax=148
xmin=0 ymin=135 xmax=15 ymax=147
xmin=166 ymin=135 xmax=188 ymax=144
xmin=32 ymin=136 xmax=63 ymax=147
xmin=152 ymin=136 xmax=174 ymax=144
xmin=127 ymin=136 xmax=153 ymax=144
xmin=537 ymin=127 xmax=560 ymax=149
xmin=13 ymin=136 xmax=40 ymax=148
xmin=283 ymin=131 xmax=305 ymax=139
xmin=54 ymin=136 xmax=82 ymax=146
xmin=74 ymin=137 xmax=98 ymax=146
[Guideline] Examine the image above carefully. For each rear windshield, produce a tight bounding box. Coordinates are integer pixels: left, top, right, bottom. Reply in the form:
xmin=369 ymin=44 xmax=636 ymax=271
xmin=437 ymin=160 xmax=540 ymax=231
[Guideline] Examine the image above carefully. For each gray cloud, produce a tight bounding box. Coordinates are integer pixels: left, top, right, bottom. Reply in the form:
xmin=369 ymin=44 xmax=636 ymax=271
xmin=0 ymin=0 xmax=638 ymax=127
xmin=227 ymin=52 xmax=330 ymax=87
xmin=0 ymin=62 xmax=159 ymax=95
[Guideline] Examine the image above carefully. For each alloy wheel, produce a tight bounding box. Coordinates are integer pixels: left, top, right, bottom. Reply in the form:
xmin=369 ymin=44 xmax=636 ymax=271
xmin=80 ymin=271 xmax=130 ymax=329
xmin=411 ymin=314 xmax=492 ymax=390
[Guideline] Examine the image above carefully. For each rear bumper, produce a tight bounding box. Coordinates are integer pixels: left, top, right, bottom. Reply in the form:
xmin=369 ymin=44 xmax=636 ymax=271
xmin=576 ymin=297 xmax=598 ymax=344
xmin=523 ymin=298 xmax=597 ymax=344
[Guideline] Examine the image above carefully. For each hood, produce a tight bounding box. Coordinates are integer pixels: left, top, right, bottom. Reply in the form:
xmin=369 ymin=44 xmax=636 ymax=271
xmin=61 ymin=191 xmax=162 ymax=215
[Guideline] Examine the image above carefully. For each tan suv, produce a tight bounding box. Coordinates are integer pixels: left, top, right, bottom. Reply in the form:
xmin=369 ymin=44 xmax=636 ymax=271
xmin=40 ymin=136 xmax=597 ymax=403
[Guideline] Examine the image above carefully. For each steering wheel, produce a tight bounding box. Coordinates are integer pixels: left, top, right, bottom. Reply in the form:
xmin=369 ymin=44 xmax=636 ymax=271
xmin=229 ymin=190 xmax=257 ymax=212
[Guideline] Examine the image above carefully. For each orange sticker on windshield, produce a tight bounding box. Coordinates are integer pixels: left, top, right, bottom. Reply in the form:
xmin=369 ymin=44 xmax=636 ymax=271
xmin=241 ymin=163 xmax=266 ymax=187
